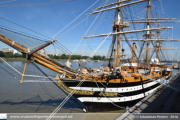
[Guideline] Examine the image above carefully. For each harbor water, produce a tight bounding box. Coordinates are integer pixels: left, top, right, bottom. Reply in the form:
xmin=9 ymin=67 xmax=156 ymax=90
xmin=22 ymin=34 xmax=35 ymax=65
xmin=0 ymin=61 xmax=179 ymax=113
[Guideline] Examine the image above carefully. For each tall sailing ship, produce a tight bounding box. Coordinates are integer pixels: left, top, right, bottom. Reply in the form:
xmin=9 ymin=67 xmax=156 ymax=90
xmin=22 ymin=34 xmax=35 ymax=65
xmin=0 ymin=0 xmax=179 ymax=112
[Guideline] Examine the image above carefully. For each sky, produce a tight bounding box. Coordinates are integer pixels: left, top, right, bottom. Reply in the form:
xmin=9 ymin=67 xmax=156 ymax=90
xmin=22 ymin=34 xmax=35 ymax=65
xmin=0 ymin=0 xmax=180 ymax=60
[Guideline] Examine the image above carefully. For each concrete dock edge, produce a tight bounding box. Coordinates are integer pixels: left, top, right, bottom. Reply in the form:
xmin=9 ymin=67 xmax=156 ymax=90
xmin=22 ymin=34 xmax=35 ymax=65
xmin=116 ymin=72 xmax=180 ymax=120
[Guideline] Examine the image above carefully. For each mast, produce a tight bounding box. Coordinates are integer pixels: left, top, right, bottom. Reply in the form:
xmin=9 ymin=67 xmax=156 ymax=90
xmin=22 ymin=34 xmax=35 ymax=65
xmin=156 ymin=17 xmax=160 ymax=60
xmin=116 ymin=0 xmax=122 ymax=67
xmin=84 ymin=0 xmax=175 ymax=66
xmin=146 ymin=0 xmax=151 ymax=64
xmin=132 ymin=43 xmax=136 ymax=62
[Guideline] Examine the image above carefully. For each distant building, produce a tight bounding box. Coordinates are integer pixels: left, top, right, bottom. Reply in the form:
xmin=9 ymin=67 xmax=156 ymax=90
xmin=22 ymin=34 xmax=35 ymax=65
xmin=2 ymin=48 xmax=11 ymax=52
xmin=2 ymin=48 xmax=19 ymax=54
xmin=10 ymin=49 xmax=18 ymax=54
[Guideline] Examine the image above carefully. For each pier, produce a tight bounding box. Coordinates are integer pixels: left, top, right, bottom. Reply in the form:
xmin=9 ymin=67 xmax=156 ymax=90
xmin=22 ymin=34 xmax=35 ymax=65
xmin=116 ymin=71 xmax=180 ymax=120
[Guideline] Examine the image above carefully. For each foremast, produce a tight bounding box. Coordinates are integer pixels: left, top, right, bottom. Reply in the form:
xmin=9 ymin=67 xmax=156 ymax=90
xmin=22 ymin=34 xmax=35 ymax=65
xmin=146 ymin=0 xmax=152 ymax=65
xmin=116 ymin=0 xmax=122 ymax=67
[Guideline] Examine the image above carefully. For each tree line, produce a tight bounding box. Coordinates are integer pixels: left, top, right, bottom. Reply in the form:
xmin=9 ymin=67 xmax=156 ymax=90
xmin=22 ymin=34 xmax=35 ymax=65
xmin=0 ymin=51 xmax=25 ymax=58
xmin=0 ymin=51 xmax=106 ymax=60
xmin=48 ymin=54 xmax=106 ymax=60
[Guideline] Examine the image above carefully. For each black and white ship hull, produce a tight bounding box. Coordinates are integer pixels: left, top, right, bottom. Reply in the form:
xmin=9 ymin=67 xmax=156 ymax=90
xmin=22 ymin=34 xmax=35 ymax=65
xmin=63 ymin=78 xmax=164 ymax=112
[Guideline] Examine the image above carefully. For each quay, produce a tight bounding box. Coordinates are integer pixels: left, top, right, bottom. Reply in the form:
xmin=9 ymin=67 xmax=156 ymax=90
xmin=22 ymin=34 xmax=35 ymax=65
xmin=116 ymin=71 xmax=180 ymax=120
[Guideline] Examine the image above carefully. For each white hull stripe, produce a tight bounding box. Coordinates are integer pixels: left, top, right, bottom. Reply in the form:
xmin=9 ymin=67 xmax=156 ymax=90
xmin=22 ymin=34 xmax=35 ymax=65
xmin=77 ymin=85 xmax=161 ymax=103
xmin=70 ymin=79 xmax=161 ymax=93
xmin=121 ymin=63 xmax=138 ymax=66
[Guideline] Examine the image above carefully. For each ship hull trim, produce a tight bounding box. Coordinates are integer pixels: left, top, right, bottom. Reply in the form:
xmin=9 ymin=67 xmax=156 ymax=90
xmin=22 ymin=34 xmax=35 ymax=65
xmin=76 ymin=84 xmax=161 ymax=112
xmin=69 ymin=79 xmax=161 ymax=93
xmin=62 ymin=77 xmax=166 ymax=112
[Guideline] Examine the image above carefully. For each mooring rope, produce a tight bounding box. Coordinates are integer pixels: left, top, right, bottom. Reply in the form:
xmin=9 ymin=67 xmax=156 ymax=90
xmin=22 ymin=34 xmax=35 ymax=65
xmin=46 ymin=78 xmax=87 ymax=120
xmin=141 ymin=74 xmax=180 ymax=92
xmin=0 ymin=57 xmax=59 ymax=79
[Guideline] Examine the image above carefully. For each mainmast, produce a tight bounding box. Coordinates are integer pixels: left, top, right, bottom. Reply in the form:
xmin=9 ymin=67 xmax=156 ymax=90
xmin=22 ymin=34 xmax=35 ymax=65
xmin=156 ymin=16 xmax=160 ymax=60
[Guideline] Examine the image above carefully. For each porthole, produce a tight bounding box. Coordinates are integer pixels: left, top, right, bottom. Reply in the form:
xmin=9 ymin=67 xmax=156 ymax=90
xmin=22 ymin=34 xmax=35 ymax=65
xmin=97 ymin=97 xmax=101 ymax=100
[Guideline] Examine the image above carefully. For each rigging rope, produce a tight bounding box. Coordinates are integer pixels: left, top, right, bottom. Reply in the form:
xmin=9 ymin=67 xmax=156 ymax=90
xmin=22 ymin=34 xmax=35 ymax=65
xmin=159 ymin=0 xmax=164 ymax=14
xmin=56 ymin=17 xmax=88 ymax=38
xmin=86 ymin=32 xmax=112 ymax=61
xmin=52 ymin=0 xmax=100 ymax=39
xmin=94 ymin=78 xmax=125 ymax=109
xmin=56 ymin=41 xmax=72 ymax=54
xmin=0 ymin=26 xmax=49 ymax=51
xmin=32 ymin=63 xmax=57 ymax=100
xmin=141 ymin=74 xmax=180 ymax=92
xmin=46 ymin=79 xmax=86 ymax=120
xmin=67 ymin=0 xmax=110 ymax=61
xmin=0 ymin=57 xmax=85 ymax=111
xmin=0 ymin=0 xmax=16 ymax=4
xmin=0 ymin=0 xmax=76 ymax=7
xmin=0 ymin=64 xmax=19 ymax=79
xmin=0 ymin=17 xmax=51 ymax=40
xmin=67 ymin=7 xmax=104 ymax=60
xmin=0 ymin=57 xmax=90 ymax=80
xmin=139 ymin=30 xmax=165 ymax=60
xmin=1 ymin=58 xmax=180 ymax=113
xmin=0 ymin=57 xmax=62 ymax=79
xmin=31 ymin=62 xmax=84 ymax=109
